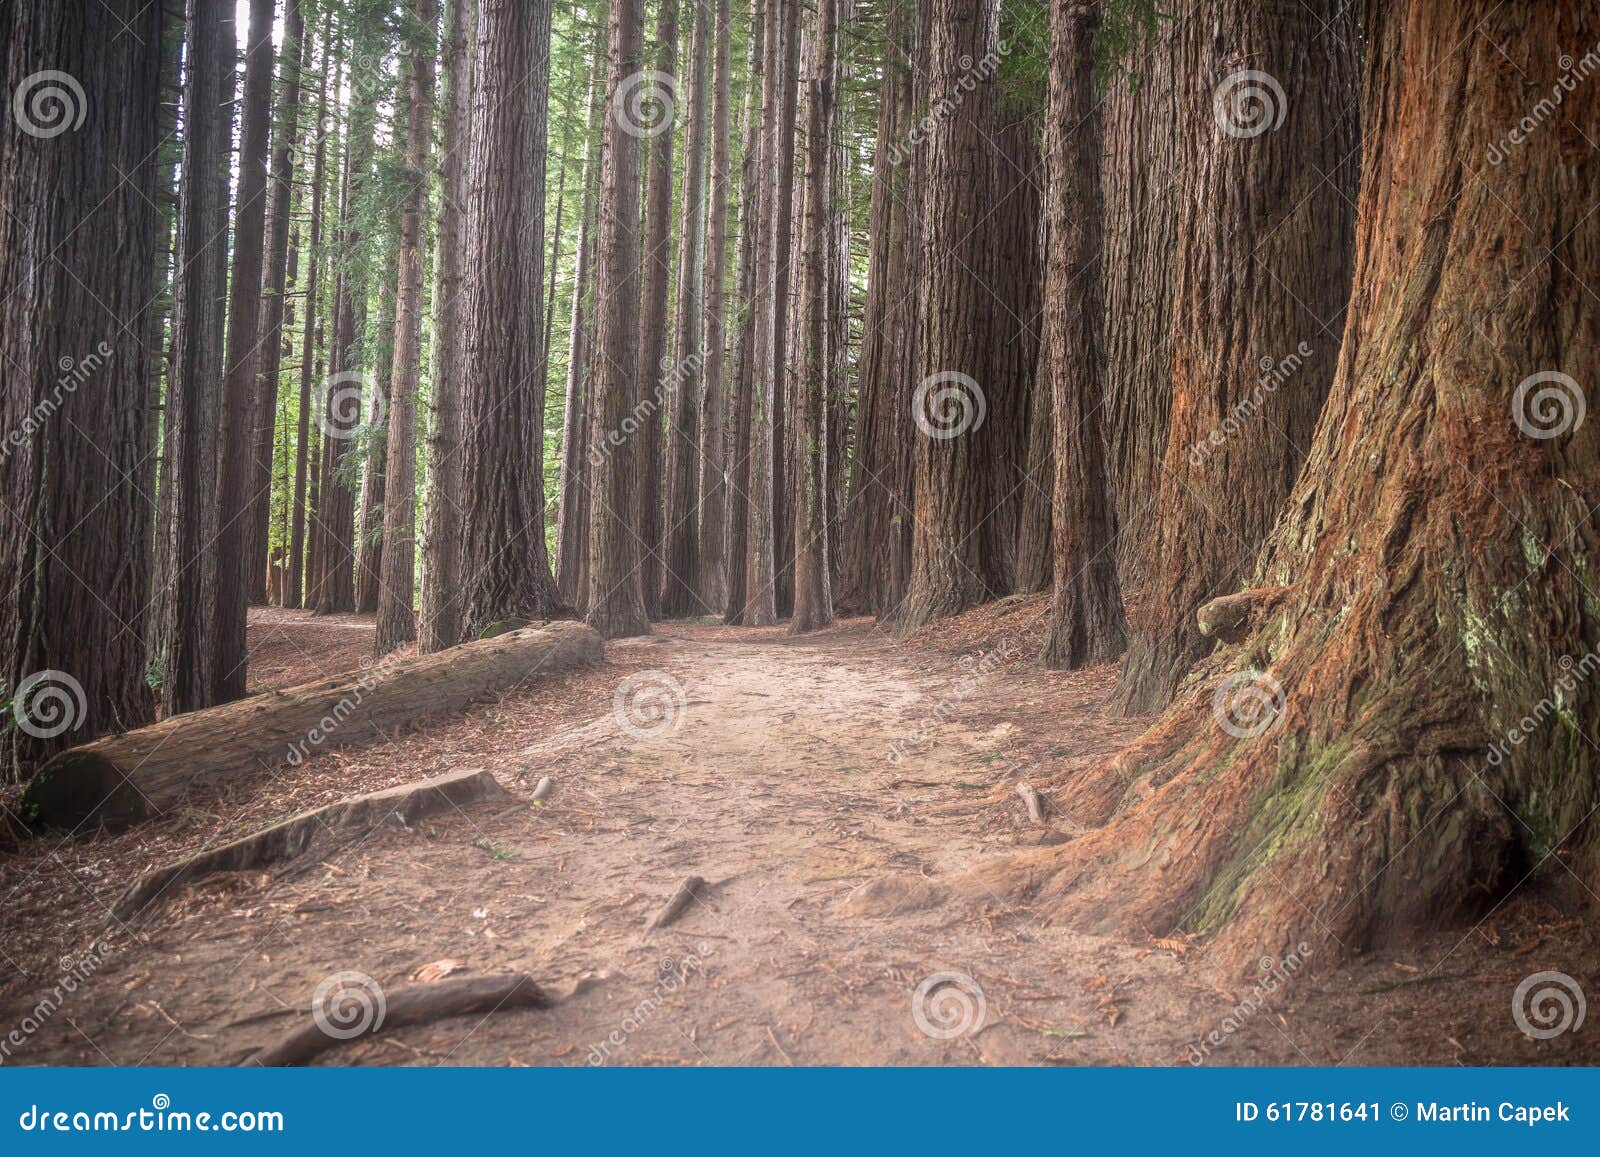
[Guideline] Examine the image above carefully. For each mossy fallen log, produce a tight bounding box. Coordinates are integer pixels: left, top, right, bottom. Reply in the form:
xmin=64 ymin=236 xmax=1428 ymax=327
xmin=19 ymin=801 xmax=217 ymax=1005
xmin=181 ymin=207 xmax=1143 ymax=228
xmin=22 ymin=622 xmax=602 ymax=831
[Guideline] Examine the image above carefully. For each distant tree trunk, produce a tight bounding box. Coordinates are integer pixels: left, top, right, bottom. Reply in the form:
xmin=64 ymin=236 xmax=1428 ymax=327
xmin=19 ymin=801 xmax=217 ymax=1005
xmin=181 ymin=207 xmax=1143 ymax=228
xmin=1040 ymin=1 xmax=1125 ymax=668
xmin=949 ymin=0 xmax=1600 ymax=973
xmin=899 ymin=0 xmax=998 ymax=630
xmin=555 ymin=35 xmax=606 ymax=611
xmin=662 ymin=0 xmax=712 ymax=616
xmin=839 ymin=0 xmax=909 ymax=616
xmin=287 ymin=30 xmax=335 ymax=612
xmin=249 ymin=0 xmax=306 ymax=607
xmin=635 ymin=0 xmax=679 ymax=620
xmin=376 ymin=0 xmax=439 ymax=656
xmin=695 ymin=0 xmax=734 ymax=614
xmin=420 ymin=0 xmax=475 ymax=653
xmin=355 ymin=261 xmax=396 ymax=615
xmin=767 ymin=0 xmax=803 ymax=621
xmin=584 ymin=0 xmax=651 ymax=639
xmin=825 ymin=109 xmax=851 ymax=595
xmin=721 ymin=0 xmax=765 ymax=625
xmin=789 ymin=0 xmax=838 ymax=634
xmin=1014 ymin=328 xmax=1054 ymax=594
xmin=0 ymin=0 xmax=161 ymax=780
xmin=461 ymin=0 xmax=561 ymax=633
xmin=156 ymin=0 xmax=234 ymax=713
xmin=1112 ymin=0 xmax=1357 ymax=711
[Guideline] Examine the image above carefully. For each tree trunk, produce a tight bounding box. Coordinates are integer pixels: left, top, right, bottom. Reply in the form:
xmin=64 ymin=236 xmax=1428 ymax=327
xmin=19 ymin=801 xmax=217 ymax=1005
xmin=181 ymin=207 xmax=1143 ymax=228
xmin=898 ymin=0 xmax=999 ymax=630
xmin=721 ymin=0 xmax=767 ymax=626
xmin=355 ymin=260 xmax=396 ymax=614
xmin=555 ymin=33 xmax=606 ymax=611
xmin=375 ymin=0 xmax=439 ymax=656
xmin=0 ymin=0 xmax=161 ymax=781
xmin=696 ymin=0 xmax=735 ymax=614
xmin=1112 ymin=0 xmax=1357 ymax=711
xmin=1039 ymin=1 xmax=1126 ymax=668
xmin=583 ymin=0 xmax=651 ymax=639
xmin=789 ymin=0 xmax=838 ymax=635
xmin=662 ymin=0 xmax=714 ymax=617
xmin=461 ymin=0 xmax=562 ymax=635
xmin=156 ymin=0 xmax=234 ymax=714
xmin=876 ymin=0 xmax=1600 ymax=974
xmin=248 ymin=0 xmax=307 ymax=607
xmin=420 ymin=0 xmax=476 ymax=653
xmin=23 ymin=623 xmax=604 ymax=831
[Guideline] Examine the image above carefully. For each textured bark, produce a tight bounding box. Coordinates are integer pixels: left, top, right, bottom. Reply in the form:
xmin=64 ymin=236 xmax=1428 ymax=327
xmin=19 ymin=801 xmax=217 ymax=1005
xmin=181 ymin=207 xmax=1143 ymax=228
xmin=1040 ymin=1 xmax=1125 ymax=668
xmin=157 ymin=0 xmax=234 ymax=714
xmin=24 ymin=623 xmax=603 ymax=830
xmin=721 ymin=0 xmax=766 ymax=625
xmin=248 ymin=0 xmax=306 ymax=606
xmin=867 ymin=0 xmax=1600 ymax=972
xmin=635 ymin=0 xmax=679 ymax=620
xmin=839 ymin=0 xmax=912 ymax=617
xmin=375 ymin=0 xmax=439 ymax=656
xmin=662 ymin=0 xmax=713 ymax=617
xmin=583 ymin=0 xmax=651 ymax=639
xmin=696 ymin=0 xmax=735 ymax=614
xmin=789 ymin=0 xmax=838 ymax=635
xmin=420 ymin=0 xmax=476 ymax=653
xmin=898 ymin=0 xmax=999 ymax=630
xmin=286 ymin=35 xmax=336 ymax=612
xmin=354 ymin=262 xmax=395 ymax=615
xmin=555 ymin=34 xmax=606 ymax=611
xmin=213 ymin=0 xmax=277 ymax=701
xmin=1112 ymin=0 xmax=1357 ymax=711
xmin=461 ymin=0 xmax=562 ymax=635
xmin=0 ymin=0 xmax=161 ymax=781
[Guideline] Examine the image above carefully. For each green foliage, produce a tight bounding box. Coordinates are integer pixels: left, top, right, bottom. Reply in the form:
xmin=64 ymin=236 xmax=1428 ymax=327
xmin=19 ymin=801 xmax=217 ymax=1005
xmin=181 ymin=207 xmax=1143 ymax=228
xmin=1099 ymin=0 xmax=1171 ymax=83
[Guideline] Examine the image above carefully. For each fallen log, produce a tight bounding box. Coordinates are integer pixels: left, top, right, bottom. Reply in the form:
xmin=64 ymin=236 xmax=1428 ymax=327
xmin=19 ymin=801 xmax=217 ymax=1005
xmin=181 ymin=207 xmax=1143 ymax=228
xmin=246 ymin=972 xmax=605 ymax=1067
xmin=646 ymin=875 xmax=710 ymax=931
xmin=23 ymin=621 xmax=603 ymax=831
xmin=110 ymin=768 xmax=509 ymax=922
xmin=1015 ymin=781 xmax=1046 ymax=825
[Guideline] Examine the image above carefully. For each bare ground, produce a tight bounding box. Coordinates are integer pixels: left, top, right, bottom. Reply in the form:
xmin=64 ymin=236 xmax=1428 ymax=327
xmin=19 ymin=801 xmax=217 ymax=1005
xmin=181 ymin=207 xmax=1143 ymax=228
xmin=1 ymin=603 xmax=1594 ymax=1067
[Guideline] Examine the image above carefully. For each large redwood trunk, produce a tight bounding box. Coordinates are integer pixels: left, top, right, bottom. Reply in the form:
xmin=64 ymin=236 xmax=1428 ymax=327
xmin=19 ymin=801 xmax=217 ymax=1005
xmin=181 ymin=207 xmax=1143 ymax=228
xmin=859 ymin=0 xmax=1600 ymax=972
xmin=1112 ymin=0 xmax=1357 ymax=711
xmin=462 ymin=0 xmax=562 ymax=634
xmin=0 ymin=0 xmax=161 ymax=780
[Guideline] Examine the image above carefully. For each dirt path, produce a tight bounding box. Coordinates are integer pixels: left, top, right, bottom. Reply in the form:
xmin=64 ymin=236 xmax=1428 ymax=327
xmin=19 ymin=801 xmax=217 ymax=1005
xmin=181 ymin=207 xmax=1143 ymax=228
xmin=2 ymin=617 xmax=1594 ymax=1066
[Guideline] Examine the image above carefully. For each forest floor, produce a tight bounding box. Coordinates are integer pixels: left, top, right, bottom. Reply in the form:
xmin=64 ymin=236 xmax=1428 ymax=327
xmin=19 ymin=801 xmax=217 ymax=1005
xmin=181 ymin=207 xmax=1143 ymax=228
xmin=1 ymin=600 xmax=1594 ymax=1066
